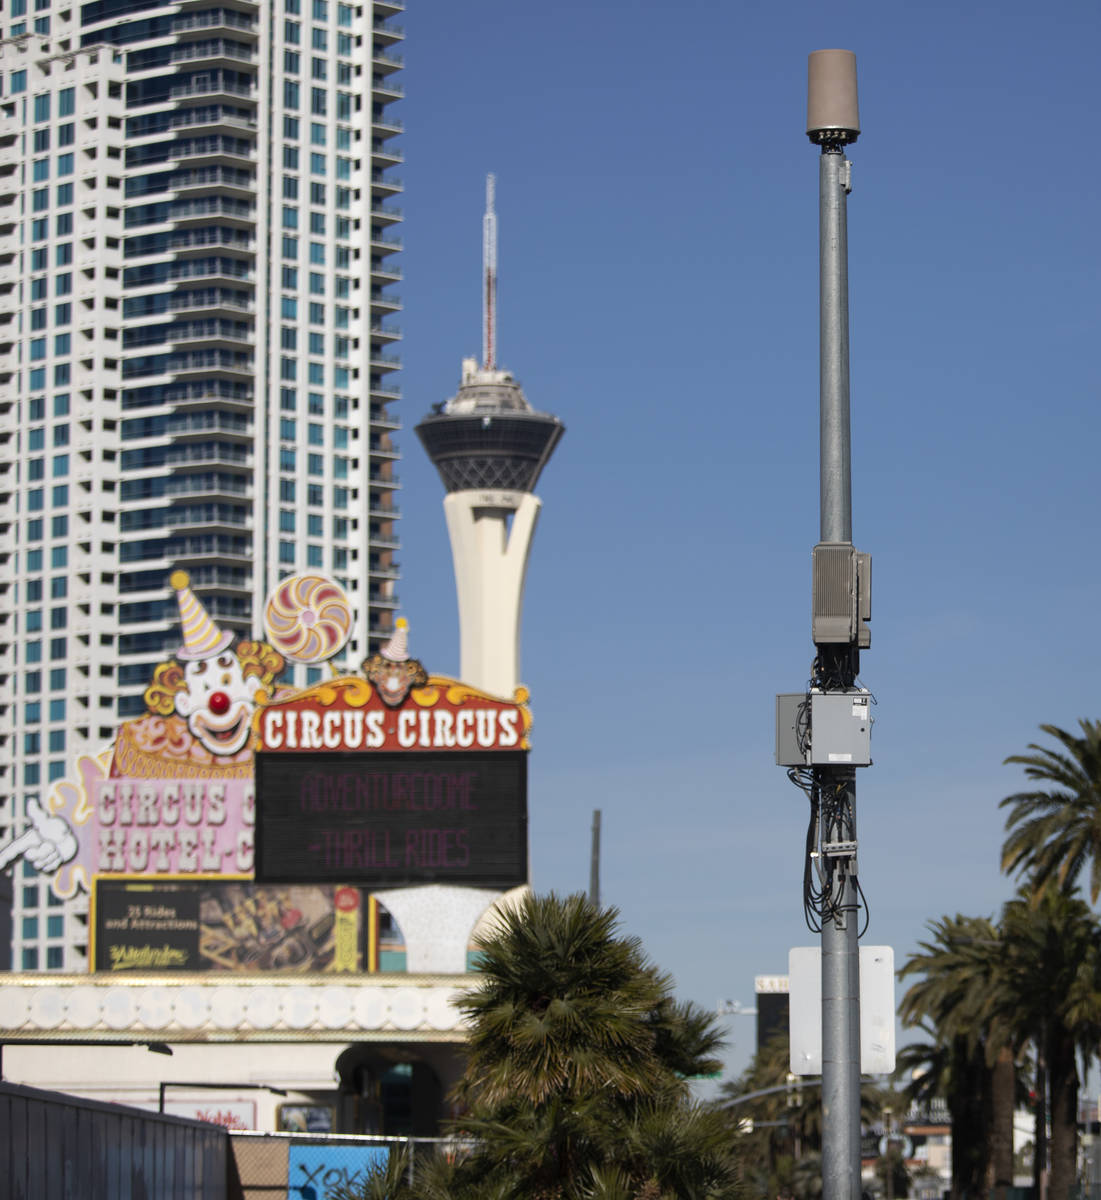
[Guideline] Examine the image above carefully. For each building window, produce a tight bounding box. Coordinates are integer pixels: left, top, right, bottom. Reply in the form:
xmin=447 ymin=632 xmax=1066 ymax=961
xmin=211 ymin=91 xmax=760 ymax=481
xmin=308 ymin=421 xmax=323 ymax=445
xmin=308 ymin=454 xmax=323 ymax=476
xmin=284 ymin=115 xmax=300 ymax=140
xmin=279 ymin=540 xmax=295 ymax=564
xmin=281 ymin=296 xmax=298 ymax=318
xmin=284 ymin=80 xmax=300 ymax=109
xmin=59 ymin=87 xmax=74 ymax=116
xmin=281 ymin=387 xmax=297 ymax=411
xmin=307 ymin=484 xmax=323 ymax=506
xmin=279 ymin=509 xmax=295 ymax=532
xmin=284 ymin=50 xmax=300 ymax=73
xmin=22 ymin=948 xmax=39 ymax=970
xmin=279 ymin=479 xmax=296 ymax=502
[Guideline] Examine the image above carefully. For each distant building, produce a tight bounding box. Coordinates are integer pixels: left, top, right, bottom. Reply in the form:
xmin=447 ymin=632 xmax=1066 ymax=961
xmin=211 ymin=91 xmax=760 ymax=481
xmin=0 ymin=0 xmax=404 ymax=969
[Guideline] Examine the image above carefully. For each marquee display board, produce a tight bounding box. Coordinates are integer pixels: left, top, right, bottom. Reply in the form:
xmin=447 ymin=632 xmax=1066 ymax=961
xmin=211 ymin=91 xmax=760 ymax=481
xmin=92 ymin=879 xmax=363 ymax=973
xmin=253 ymin=676 xmax=530 ymax=888
xmin=254 ymin=751 xmax=528 ymax=888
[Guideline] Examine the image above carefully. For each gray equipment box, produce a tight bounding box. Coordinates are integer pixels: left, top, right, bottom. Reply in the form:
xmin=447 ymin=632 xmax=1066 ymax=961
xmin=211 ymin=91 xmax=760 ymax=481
xmin=776 ymin=694 xmax=810 ymax=766
xmin=809 ymin=691 xmax=872 ymax=766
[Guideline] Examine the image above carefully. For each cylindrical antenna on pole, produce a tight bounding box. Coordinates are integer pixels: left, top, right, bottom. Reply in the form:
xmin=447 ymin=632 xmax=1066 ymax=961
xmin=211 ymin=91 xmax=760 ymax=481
xmin=589 ymin=809 xmax=601 ymax=907
xmin=482 ymin=173 xmax=497 ymax=370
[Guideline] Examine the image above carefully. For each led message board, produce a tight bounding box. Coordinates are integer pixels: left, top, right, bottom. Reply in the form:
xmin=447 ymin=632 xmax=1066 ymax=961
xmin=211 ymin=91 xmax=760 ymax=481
xmin=254 ymin=751 xmax=527 ymax=888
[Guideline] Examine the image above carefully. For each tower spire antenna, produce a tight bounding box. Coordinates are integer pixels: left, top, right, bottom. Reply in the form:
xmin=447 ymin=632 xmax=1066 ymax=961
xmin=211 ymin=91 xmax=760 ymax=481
xmin=482 ymin=172 xmax=497 ymax=370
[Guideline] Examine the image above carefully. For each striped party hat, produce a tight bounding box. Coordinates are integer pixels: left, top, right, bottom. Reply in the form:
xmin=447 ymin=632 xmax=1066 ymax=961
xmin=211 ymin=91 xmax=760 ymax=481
xmin=380 ymin=617 xmax=410 ymax=662
xmin=170 ymin=569 xmax=233 ymax=661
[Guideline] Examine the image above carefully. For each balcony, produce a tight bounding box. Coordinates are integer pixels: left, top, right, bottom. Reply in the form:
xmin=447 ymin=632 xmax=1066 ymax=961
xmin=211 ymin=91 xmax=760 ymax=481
xmin=171 ymin=39 xmax=256 ymax=66
xmin=371 ymin=50 xmax=403 ymax=75
xmin=172 ymin=9 xmax=258 ymax=37
xmin=370 ymin=170 xmax=402 ymax=194
xmin=370 ymin=141 xmax=403 ymax=167
xmin=169 ymin=79 xmax=254 ymax=103
xmin=370 ymin=202 xmax=402 ymax=227
xmin=170 ymin=166 xmax=256 ymax=196
xmin=369 ymin=291 xmax=402 ymax=314
xmin=165 ymin=440 xmax=251 ymax=467
xmin=372 ymin=20 xmax=404 ymax=45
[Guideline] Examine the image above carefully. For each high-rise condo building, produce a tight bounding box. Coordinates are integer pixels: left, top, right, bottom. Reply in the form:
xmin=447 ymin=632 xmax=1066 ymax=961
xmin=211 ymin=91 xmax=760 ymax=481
xmin=0 ymin=0 xmax=404 ymax=971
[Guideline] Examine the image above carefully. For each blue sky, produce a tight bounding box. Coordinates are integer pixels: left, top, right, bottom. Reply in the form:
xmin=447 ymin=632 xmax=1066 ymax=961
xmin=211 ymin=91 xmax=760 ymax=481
xmin=392 ymin=0 xmax=1099 ymax=1083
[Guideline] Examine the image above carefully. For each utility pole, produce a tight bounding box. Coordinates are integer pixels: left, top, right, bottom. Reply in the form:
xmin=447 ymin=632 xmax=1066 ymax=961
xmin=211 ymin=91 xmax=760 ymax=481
xmin=808 ymin=50 xmax=865 ymax=1200
xmin=588 ymin=809 xmax=601 ymax=907
xmin=776 ymin=50 xmax=871 ymax=1200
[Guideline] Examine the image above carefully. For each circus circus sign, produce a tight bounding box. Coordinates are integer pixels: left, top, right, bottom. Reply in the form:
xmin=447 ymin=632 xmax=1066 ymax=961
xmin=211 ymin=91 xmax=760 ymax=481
xmin=256 ymin=678 xmax=531 ymax=755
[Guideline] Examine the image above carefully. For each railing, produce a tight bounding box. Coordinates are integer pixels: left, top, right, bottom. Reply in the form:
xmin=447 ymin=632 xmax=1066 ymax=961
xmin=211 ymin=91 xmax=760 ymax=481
xmin=170 ymin=81 xmax=254 ymax=100
xmin=172 ymin=39 xmax=255 ymax=64
xmin=172 ymin=9 xmax=257 ymax=34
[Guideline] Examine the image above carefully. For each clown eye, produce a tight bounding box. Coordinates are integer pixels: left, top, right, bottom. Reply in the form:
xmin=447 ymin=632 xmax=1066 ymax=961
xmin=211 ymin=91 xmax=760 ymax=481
xmin=217 ymin=654 xmax=233 ymax=668
xmin=193 ymin=660 xmax=207 ymax=675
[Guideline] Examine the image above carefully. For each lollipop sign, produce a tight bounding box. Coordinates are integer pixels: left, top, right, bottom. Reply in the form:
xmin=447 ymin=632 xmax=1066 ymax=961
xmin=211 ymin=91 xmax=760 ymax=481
xmin=264 ymin=574 xmax=354 ymax=664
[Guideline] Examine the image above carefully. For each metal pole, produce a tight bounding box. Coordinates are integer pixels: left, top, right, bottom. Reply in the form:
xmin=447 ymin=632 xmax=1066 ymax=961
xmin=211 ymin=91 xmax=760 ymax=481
xmin=589 ymin=809 xmax=601 ymax=907
xmin=819 ymin=149 xmax=852 ymax=544
xmin=810 ymin=49 xmax=862 ymax=1200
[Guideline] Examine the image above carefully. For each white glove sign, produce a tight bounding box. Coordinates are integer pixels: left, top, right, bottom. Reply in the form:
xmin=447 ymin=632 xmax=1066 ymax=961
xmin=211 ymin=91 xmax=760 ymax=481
xmin=0 ymin=798 xmax=79 ymax=874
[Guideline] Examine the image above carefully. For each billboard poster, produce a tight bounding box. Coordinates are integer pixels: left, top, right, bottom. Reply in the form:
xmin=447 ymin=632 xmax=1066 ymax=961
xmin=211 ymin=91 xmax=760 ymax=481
xmin=254 ymin=750 xmax=527 ymax=888
xmin=93 ymin=880 xmax=363 ymax=973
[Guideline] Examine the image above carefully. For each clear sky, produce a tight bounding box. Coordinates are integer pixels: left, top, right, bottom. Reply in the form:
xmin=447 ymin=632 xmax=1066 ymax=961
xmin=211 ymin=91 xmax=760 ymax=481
xmin=392 ymin=0 xmax=1099 ymax=1085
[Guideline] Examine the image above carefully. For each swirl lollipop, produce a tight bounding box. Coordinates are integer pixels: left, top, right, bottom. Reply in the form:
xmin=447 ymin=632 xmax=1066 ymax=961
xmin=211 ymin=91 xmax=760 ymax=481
xmin=263 ymin=573 xmax=353 ymax=664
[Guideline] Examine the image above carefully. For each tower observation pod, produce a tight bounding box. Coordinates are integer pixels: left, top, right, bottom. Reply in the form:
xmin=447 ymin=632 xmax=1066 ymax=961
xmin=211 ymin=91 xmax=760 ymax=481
xmin=415 ymin=176 xmax=564 ymax=698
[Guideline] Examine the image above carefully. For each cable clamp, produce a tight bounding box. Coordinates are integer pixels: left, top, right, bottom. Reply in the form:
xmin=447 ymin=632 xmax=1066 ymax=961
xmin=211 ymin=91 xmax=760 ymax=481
xmin=822 ymin=840 xmax=858 ymax=857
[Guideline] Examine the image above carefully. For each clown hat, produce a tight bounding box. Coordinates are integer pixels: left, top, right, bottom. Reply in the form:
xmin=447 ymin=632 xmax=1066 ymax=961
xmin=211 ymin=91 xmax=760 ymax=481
xmin=170 ymin=569 xmax=233 ymax=660
xmin=380 ymin=617 xmax=410 ymax=662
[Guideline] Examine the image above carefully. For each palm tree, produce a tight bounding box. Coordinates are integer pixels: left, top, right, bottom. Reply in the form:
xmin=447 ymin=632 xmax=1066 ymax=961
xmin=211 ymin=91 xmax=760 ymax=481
xmin=897 ymin=914 xmax=1008 ymax=1200
xmin=998 ymin=889 xmax=1101 ymax=1200
xmin=446 ymin=891 xmax=741 ymax=1199
xmin=1000 ymin=720 xmax=1101 ymax=904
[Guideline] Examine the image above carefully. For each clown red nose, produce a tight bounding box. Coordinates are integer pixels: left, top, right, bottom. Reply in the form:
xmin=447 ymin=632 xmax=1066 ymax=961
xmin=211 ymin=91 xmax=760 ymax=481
xmin=208 ymin=691 xmax=231 ymax=716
